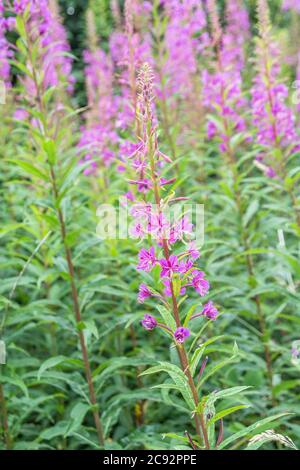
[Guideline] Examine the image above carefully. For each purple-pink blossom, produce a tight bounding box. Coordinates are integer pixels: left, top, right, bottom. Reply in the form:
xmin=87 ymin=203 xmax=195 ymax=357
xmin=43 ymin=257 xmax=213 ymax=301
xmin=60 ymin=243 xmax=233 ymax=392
xmin=203 ymin=1 xmax=247 ymax=152
xmin=201 ymin=301 xmax=219 ymax=321
xmin=251 ymin=0 xmax=300 ymax=174
xmin=159 ymin=255 xmax=180 ymax=278
xmin=12 ymin=0 xmax=75 ymax=99
xmin=174 ymin=327 xmax=190 ymax=344
xmin=138 ymin=283 xmax=153 ymax=303
xmin=0 ymin=6 xmax=13 ymax=86
xmin=282 ymin=0 xmax=300 ymax=12
xmin=141 ymin=314 xmax=157 ymax=330
xmin=137 ymin=247 xmax=157 ymax=272
xmin=190 ymin=271 xmax=210 ymax=297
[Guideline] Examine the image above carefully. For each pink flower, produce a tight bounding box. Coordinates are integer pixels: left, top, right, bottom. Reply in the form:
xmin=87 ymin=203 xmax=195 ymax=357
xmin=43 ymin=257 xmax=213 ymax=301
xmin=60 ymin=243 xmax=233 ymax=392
xmin=178 ymin=259 xmax=194 ymax=274
xmin=130 ymin=222 xmax=145 ymax=239
xmin=137 ymin=247 xmax=157 ymax=272
xmin=265 ymin=167 xmax=277 ymax=178
xmin=191 ymin=271 xmax=210 ymax=296
xmin=14 ymin=108 xmax=29 ymax=121
xmin=141 ymin=314 xmax=157 ymax=330
xmin=131 ymin=202 xmax=152 ymax=218
xmin=174 ymin=327 xmax=190 ymax=344
xmin=129 ymin=178 xmax=152 ymax=193
xmin=187 ymin=242 xmax=200 ymax=260
xmin=138 ymin=283 xmax=152 ymax=303
xmin=201 ymin=301 xmax=219 ymax=321
xmin=159 ymin=255 xmax=180 ymax=278
xmin=148 ymin=213 xmax=170 ymax=239
xmin=169 ymin=216 xmax=193 ymax=243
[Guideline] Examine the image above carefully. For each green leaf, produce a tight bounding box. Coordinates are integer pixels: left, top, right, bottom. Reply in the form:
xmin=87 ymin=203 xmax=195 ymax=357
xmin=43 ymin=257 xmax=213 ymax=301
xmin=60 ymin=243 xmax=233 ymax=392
xmin=156 ymin=305 xmax=176 ymax=331
xmin=40 ymin=421 xmax=69 ymax=441
xmin=37 ymin=356 xmax=81 ymax=380
xmin=208 ymin=405 xmax=250 ymax=426
xmin=190 ymin=336 xmax=224 ymax=376
xmin=8 ymin=159 xmax=49 ymax=182
xmin=140 ymin=362 xmax=195 ymax=410
xmin=65 ymin=402 xmax=90 ymax=437
xmin=199 ymin=345 xmax=240 ymax=387
xmin=243 ymin=199 xmax=259 ymax=227
xmin=0 ymin=375 xmax=29 ymax=398
xmin=43 ymin=139 xmax=57 ymax=165
xmin=15 ymin=16 xmax=26 ymax=40
xmin=218 ymin=413 xmax=292 ymax=449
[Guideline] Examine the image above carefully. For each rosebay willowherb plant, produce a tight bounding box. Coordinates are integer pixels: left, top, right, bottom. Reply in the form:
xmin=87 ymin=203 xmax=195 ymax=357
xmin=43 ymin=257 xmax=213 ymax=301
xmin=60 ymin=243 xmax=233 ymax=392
xmin=131 ymin=63 xmax=214 ymax=449
xmin=4 ymin=1 xmax=105 ymax=447
xmin=121 ymin=62 xmax=286 ymax=450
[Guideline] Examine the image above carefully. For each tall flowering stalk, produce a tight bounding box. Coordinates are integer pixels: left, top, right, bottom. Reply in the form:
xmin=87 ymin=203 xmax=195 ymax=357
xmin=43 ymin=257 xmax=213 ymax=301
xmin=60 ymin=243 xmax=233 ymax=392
xmin=205 ymin=0 xmax=275 ymax=404
xmin=252 ymin=0 xmax=300 ymax=227
xmin=109 ymin=0 xmax=152 ymax=132
xmin=156 ymin=0 xmax=208 ymax=143
xmin=204 ymin=0 xmax=247 ymax=156
xmin=78 ymin=8 xmax=118 ymax=176
xmin=160 ymin=0 xmax=207 ymax=101
xmin=16 ymin=0 xmax=75 ymax=96
xmin=10 ymin=4 xmax=105 ymax=447
xmin=224 ymin=0 xmax=250 ymax=71
xmin=0 ymin=2 xmax=14 ymax=88
xmin=126 ymin=63 xmax=222 ymax=449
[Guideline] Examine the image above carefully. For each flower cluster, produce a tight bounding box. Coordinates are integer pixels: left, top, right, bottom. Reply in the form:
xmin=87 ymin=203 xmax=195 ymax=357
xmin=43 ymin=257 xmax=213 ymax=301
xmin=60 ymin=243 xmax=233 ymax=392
xmin=78 ymin=45 xmax=119 ymax=175
xmin=251 ymin=0 xmax=300 ymax=177
xmin=223 ymin=0 xmax=250 ymax=71
xmin=126 ymin=63 xmax=219 ymax=345
xmin=202 ymin=0 xmax=247 ymax=153
xmin=109 ymin=0 xmax=153 ymax=131
xmin=160 ymin=0 xmax=208 ymax=99
xmin=0 ymin=1 xmax=14 ymax=86
xmin=282 ymin=0 xmax=300 ymax=12
xmin=14 ymin=0 xmax=74 ymax=99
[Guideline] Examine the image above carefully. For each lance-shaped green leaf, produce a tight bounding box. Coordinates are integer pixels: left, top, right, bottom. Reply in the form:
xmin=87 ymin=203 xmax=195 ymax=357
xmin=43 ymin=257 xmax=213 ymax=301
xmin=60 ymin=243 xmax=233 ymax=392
xmin=140 ymin=362 xmax=195 ymax=410
xmin=218 ymin=413 xmax=292 ymax=450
